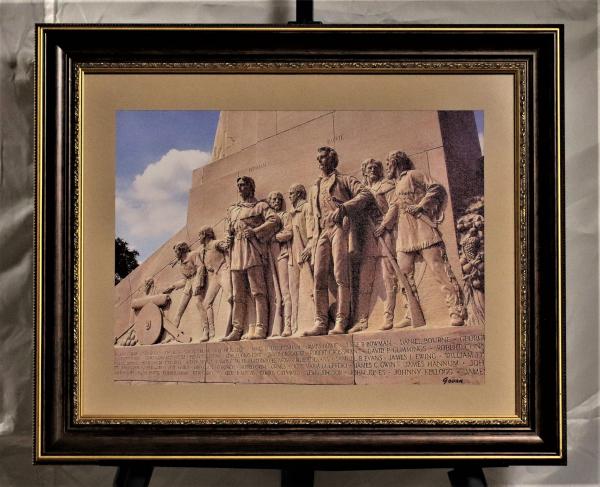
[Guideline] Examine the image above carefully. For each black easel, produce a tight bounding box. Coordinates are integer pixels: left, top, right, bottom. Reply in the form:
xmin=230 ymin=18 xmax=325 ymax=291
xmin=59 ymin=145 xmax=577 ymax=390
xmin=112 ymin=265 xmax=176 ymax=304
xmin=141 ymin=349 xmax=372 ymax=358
xmin=113 ymin=464 xmax=487 ymax=487
xmin=113 ymin=3 xmax=489 ymax=486
xmin=288 ymin=0 xmax=322 ymax=25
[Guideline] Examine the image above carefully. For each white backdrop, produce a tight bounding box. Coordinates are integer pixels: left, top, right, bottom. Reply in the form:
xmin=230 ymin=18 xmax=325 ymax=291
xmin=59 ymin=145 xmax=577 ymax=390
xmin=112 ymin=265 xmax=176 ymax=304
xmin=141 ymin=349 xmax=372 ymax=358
xmin=0 ymin=1 xmax=597 ymax=485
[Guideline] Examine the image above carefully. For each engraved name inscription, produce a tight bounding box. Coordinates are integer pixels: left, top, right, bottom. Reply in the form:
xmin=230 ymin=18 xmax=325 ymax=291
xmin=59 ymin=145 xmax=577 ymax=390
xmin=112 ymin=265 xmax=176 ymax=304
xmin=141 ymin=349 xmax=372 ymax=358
xmin=114 ymin=343 xmax=207 ymax=382
xmin=353 ymin=327 xmax=484 ymax=385
xmin=205 ymin=335 xmax=354 ymax=385
xmin=114 ymin=328 xmax=484 ymax=385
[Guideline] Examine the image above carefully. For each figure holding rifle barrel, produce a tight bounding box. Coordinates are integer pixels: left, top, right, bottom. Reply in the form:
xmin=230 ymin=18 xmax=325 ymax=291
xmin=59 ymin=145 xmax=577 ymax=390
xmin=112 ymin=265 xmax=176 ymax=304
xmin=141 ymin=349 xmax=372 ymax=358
xmin=381 ymin=150 xmax=466 ymax=327
xmin=347 ymin=158 xmax=412 ymax=333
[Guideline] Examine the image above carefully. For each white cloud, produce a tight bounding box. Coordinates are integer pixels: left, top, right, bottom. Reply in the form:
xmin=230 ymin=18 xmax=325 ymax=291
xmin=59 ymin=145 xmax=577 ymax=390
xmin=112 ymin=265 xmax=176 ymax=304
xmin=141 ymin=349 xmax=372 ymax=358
xmin=116 ymin=149 xmax=211 ymax=261
xmin=478 ymin=131 xmax=484 ymax=155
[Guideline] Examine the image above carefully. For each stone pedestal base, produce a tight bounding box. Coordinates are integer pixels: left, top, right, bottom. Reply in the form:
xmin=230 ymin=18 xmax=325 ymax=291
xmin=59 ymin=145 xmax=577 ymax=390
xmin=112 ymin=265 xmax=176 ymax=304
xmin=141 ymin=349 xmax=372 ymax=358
xmin=114 ymin=326 xmax=484 ymax=385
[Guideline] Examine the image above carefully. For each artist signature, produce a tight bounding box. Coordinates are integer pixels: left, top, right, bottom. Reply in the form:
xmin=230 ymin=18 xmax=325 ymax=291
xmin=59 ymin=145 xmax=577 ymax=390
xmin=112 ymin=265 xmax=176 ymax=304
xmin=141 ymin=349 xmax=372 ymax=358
xmin=442 ymin=377 xmax=464 ymax=384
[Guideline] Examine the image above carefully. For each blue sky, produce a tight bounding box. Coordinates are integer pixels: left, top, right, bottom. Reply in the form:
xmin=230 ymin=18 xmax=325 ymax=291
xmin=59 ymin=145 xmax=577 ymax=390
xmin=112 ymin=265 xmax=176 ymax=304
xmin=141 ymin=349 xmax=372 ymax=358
xmin=116 ymin=110 xmax=219 ymax=193
xmin=475 ymin=110 xmax=484 ymax=154
xmin=116 ymin=111 xmax=219 ymax=261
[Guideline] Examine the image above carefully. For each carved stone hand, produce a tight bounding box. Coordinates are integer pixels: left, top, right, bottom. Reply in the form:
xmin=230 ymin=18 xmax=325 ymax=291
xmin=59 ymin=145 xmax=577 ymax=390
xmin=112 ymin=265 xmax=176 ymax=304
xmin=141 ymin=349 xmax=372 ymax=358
xmin=373 ymin=224 xmax=386 ymax=238
xmin=332 ymin=205 xmax=346 ymax=225
xmin=300 ymin=246 xmax=312 ymax=263
xmin=405 ymin=204 xmax=423 ymax=216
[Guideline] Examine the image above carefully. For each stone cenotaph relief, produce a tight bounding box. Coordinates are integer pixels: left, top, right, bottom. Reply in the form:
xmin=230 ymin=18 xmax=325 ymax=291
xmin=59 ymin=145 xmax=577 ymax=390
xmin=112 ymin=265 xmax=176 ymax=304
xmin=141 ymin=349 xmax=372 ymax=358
xmin=114 ymin=111 xmax=485 ymax=385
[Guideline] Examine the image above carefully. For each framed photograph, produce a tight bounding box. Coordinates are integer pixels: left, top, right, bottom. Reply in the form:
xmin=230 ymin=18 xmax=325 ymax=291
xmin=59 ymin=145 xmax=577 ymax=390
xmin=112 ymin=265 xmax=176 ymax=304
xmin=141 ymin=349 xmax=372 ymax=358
xmin=35 ymin=25 xmax=564 ymax=464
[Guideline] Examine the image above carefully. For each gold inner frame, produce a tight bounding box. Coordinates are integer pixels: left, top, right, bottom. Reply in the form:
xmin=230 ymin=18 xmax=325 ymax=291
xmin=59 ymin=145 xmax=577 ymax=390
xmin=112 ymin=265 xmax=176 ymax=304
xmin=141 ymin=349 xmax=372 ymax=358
xmin=78 ymin=64 xmax=523 ymax=424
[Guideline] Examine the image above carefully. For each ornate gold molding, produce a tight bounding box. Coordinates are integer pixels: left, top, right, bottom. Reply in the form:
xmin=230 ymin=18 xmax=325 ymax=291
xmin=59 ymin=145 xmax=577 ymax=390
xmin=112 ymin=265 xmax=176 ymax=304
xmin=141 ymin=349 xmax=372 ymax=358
xmin=72 ymin=60 xmax=529 ymax=427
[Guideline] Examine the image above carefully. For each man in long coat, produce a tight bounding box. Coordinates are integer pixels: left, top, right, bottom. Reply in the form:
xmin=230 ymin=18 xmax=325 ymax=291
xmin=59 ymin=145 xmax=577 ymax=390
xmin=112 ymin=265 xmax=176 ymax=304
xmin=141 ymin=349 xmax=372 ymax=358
xmin=265 ymin=191 xmax=292 ymax=337
xmin=275 ymin=183 xmax=314 ymax=336
xmin=302 ymin=146 xmax=373 ymax=336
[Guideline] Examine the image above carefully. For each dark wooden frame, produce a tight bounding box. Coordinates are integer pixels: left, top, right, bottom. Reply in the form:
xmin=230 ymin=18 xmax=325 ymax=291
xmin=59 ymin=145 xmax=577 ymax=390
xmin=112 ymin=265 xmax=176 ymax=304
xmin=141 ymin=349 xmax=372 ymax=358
xmin=34 ymin=25 xmax=565 ymax=465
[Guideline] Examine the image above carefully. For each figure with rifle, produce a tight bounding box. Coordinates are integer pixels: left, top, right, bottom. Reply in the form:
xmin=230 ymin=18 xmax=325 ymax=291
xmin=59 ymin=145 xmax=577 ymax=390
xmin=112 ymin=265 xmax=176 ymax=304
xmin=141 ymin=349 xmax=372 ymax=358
xmin=221 ymin=176 xmax=280 ymax=341
xmin=347 ymin=158 xmax=413 ymax=333
xmin=381 ymin=150 xmax=466 ymax=327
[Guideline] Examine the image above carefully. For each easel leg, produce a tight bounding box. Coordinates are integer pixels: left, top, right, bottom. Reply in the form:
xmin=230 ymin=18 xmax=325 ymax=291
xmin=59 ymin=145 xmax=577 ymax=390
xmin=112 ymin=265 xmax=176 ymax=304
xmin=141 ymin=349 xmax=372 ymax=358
xmin=281 ymin=468 xmax=314 ymax=487
xmin=448 ymin=467 xmax=487 ymax=487
xmin=113 ymin=464 xmax=154 ymax=487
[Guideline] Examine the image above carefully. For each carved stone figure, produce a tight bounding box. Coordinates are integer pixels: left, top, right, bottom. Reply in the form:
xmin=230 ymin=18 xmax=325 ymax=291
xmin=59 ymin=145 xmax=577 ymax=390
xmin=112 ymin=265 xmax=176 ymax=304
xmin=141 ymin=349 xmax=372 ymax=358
xmin=195 ymin=225 xmax=232 ymax=342
xmin=221 ymin=176 xmax=280 ymax=341
xmin=303 ymin=146 xmax=372 ymax=336
xmin=384 ymin=150 xmax=466 ymax=326
xmin=265 ymin=191 xmax=292 ymax=337
xmin=162 ymin=241 xmax=202 ymax=330
xmin=457 ymin=196 xmax=485 ymax=326
xmin=348 ymin=158 xmax=405 ymax=333
xmin=276 ymin=183 xmax=314 ymax=336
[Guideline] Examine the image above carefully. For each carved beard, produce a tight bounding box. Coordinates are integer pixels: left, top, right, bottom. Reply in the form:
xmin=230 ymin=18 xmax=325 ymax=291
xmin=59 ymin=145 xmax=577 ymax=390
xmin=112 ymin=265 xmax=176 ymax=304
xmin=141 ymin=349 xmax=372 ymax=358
xmin=367 ymin=174 xmax=382 ymax=185
xmin=239 ymin=188 xmax=253 ymax=200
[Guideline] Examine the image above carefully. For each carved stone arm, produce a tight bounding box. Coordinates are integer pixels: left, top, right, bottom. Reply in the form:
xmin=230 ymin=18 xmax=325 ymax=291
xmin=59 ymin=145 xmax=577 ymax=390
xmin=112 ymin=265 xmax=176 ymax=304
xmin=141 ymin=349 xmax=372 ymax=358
xmin=276 ymin=226 xmax=293 ymax=243
xmin=253 ymin=205 xmax=282 ymax=242
xmin=415 ymin=171 xmax=447 ymax=217
xmin=163 ymin=278 xmax=186 ymax=294
xmin=341 ymin=175 xmax=375 ymax=217
xmin=381 ymin=200 xmax=399 ymax=230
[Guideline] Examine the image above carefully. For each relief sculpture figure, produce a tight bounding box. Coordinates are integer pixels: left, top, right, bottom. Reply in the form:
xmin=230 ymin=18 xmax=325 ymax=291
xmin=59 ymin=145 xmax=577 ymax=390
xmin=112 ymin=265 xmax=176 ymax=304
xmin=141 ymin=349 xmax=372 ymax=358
xmin=222 ymin=176 xmax=280 ymax=341
xmin=162 ymin=242 xmax=202 ymax=331
xmin=265 ymin=191 xmax=293 ymax=337
xmin=276 ymin=183 xmax=314 ymax=336
xmin=195 ymin=225 xmax=232 ymax=342
xmin=384 ymin=150 xmax=466 ymax=327
xmin=348 ymin=158 xmax=406 ymax=333
xmin=302 ymin=146 xmax=372 ymax=336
